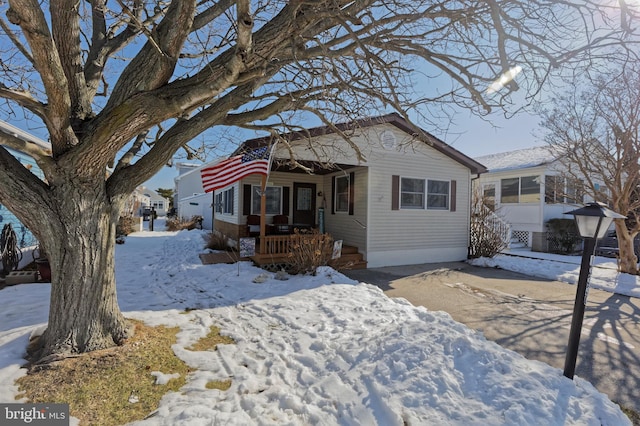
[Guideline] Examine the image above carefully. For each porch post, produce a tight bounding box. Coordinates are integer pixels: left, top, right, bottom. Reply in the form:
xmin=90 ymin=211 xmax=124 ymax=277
xmin=259 ymin=174 xmax=267 ymax=254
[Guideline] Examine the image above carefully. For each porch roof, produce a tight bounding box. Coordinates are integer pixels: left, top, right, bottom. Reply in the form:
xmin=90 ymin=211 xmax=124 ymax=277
xmin=271 ymin=159 xmax=357 ymax=175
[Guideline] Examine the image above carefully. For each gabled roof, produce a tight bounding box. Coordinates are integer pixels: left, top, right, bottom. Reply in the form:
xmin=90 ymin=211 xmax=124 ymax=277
xmin=474 ymin=146 xmax=557 ymax=173
xmin=234 ymin=113 xmax=487 ymax=175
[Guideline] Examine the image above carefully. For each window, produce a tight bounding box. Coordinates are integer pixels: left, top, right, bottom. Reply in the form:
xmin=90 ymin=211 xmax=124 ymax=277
xmin=501 ymin=176 xmax=540 ymax=203
xmin=401 ymin=178 xmax=424 ymax=209
xmin=565 ymin=178 xmax=583 ymax=204
xmin=152 ymin=201 xmax=164 ymax=210
xmin=483 ymin=184 xmax=496 ymax=210
xmin=335 ymin=176 xmax=350 ymax=212
xmin=223 ymin=187 xmax=234 ymax=214
xmin=399 ymin=177 xmax=450 ymax=210
xmin=252 ymin=186 xmax=282 ymax=215
xmin=545 ymin=176 xmax=583 ymax=204
xmin=214 ymin=192 xmax=223 ymax=213
xmin=520 ymin=176 xmax=540 ymax=203
xmin=501 ymin=178 xmax=520 ymax=203
xmin=214 ymin=187 xmax=234 ymax=214
xmin=545 ymin=175 xmax=561 ymax=203
xmin=427 ymin=180 xmax=449 ymax=210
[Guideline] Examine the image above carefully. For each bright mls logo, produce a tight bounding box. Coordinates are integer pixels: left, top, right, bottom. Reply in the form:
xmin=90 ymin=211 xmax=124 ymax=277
xmin=1 ymin=403 xmax=69 ymax=425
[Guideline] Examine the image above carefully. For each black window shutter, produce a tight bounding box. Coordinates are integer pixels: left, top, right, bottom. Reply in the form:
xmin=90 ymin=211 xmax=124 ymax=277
xmin=392 ymin=175 xmax=400 ymax=210
xmin=243 ymin=184 xmax=251 ymax=215
xmin=230 ymin=187 xmax=235 ymax=215
xmin=282 ymin=187 xmax=290 ymax=216
xmin=348 ymin=172 xmax=355 ymax=215
xmin=450 ymin=180 xmax=456 ymax=212
xmin=331 ymin=176 xmax=336 ymax=214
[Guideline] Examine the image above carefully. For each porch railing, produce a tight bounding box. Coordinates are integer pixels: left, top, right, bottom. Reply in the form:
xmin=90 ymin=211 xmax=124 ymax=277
xmin=259 ymin=233 xmax=331 ymax=256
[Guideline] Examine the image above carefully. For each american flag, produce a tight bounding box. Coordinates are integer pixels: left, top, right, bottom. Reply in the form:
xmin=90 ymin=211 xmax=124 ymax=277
xmin=200 ymin=146 xmax=270 ymax=193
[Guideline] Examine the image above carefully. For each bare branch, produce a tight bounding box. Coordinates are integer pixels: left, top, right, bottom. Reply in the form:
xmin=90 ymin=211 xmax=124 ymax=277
xmin=0 ymin=16 xmax=34 ymax=65
xmin=0 ymin=84 xmax=46 ymax=117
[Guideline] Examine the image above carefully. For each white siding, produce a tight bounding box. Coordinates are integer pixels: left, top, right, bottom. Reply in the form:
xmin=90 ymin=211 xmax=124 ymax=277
xmin=175 ymin=166 xmax=206 ymax=217
xmin=213 ymin=181 xmax=241 ymax=226
xmin=303 ymin=124 xmax=473 ymax=267
xmin=178 ymin=193 xmax=213 ymax=229
xmin=364 ymin=129 xmax=471 ymax=267
xmin=323 ymin=168 xmax=368 ymax=252
xmin=474 ymin=165 xmax=547 ymax=233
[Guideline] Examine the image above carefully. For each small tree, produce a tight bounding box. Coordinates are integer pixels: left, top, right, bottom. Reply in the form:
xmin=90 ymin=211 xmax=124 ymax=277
xmin=469 ymin=190 xmax=509 ymax=259
xmin=156 ymin=188 xmax=175 ymax=209
xmin=539 ymin=64 xmax=640 ymax=274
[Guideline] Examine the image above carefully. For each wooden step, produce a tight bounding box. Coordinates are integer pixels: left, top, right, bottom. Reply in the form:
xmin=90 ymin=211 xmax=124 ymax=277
xmin=341 ymin=245 xmax=359 ymax=255
xmin=329 ymin=252 xmax=367 ymax=270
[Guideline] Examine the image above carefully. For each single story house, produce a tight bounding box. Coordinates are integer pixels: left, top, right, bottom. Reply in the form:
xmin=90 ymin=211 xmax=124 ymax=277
xmin=473 ymin=146 xmax=602 ymax=251
xmin=176 ymin=113 xmax=486 ymax=268
xmin=140 ymin=187 xmax=171 ymax=217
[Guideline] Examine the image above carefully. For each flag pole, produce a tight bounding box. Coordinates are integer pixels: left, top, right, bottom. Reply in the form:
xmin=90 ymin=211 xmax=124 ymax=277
xmin=258 ymin=142 xmax=277 ymax=255
xmin=259 ymin=173 xmax=267 ymax=254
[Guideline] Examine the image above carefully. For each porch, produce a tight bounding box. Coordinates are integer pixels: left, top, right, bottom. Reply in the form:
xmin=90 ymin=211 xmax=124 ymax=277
xmin=250 ymin=234 xmax=367 ymax=271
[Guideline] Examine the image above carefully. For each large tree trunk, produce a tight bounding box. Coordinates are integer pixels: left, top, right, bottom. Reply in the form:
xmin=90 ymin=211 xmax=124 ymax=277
xmin=614 ymin=222 xmax=639 ymax=275
xmin=32 ymin=177 xmax=132 ymax=361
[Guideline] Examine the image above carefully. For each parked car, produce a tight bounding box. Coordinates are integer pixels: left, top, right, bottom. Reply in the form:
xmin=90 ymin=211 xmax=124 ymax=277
xmin=595 ymin=230 xmax=640 ymax=258
xmin=142 ymin=208 xmax=157 ymax=221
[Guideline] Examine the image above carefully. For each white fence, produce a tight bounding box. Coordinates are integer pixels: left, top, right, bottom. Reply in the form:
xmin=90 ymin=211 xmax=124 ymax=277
xmin=178 ymin=193 xmax=213 ymax=230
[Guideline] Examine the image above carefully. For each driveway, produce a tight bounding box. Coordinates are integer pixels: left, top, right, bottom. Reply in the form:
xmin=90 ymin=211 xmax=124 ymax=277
xmin=343 ymin=261 xmax=640 ymax=416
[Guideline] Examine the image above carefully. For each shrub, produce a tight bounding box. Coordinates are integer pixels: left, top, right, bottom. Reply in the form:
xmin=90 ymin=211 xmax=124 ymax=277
xmin=205 ymin=232 xmax=233 ymax=251
xmin=117 ymin=215 xmax=138 ymax=236
xmin=287 ymin=230 xmax=334 ymax=275
xmin=469 ymin=191 xmax=509 ymax=258
xmin=166 ymin=216 xmax=203 ymax=231
xmin=546 ymin=218 xmax=581 ymax=254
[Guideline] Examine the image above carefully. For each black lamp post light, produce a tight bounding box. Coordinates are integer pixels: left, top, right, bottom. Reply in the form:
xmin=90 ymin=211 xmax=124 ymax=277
xmin=563 ymin=202 xmax=626 ymax=380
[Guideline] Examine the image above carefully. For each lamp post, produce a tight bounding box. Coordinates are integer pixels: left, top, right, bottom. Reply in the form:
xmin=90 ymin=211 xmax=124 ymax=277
xmin=563 ymin=202 xmax=626 ymax=379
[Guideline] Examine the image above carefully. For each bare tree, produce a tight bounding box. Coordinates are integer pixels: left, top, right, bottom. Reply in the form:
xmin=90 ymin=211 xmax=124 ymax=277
xmin=0 ymin=0 xmax=637 ymax=361
xmin=539 ymin=65 xmax=640 ymax=274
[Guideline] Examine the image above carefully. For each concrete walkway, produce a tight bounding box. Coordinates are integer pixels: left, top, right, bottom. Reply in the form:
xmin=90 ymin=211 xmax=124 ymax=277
xmin=343 ymin=261 xmax=640 ymax=417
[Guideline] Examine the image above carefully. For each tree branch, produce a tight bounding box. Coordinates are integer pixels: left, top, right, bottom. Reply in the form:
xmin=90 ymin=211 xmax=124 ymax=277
xmin=7 ymin=0 xmax=77 ymax=153
xmin=0 ymin=85 xmax=47 ymax=118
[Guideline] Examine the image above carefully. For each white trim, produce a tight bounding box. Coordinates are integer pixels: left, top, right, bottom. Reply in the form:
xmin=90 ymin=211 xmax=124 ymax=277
xmin=398 ymin=176 xmax=452 ymax=211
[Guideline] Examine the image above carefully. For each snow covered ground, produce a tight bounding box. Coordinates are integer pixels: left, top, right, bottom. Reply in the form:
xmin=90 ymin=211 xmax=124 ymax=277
xmin=471 ymin=248 xmax=640 ymax=299
xmin=0 ymin=227 xmax=634 ymax=425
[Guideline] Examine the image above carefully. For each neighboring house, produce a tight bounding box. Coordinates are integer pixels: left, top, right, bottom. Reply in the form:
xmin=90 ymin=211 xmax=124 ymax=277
xmin=473 ymin=146 xmax=602 ymax=251
xmin=140 ymin=187 xmax=171 ymax=216
xmin=176 ymin=113 xmax=486 ymax=268
xmin=0 ymin=120 xmax=49 ymax=248
xmin=174 ymin=163 xmax=212 ymax=228
xmin=124 ymin=187 xmax=151 ymax=217
xmin=173 ymin=162 xmax=202 ymax=211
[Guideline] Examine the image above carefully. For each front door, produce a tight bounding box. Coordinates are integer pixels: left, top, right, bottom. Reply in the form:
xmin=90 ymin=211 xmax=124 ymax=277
xmin=293 ymin=182 xmax=316 ymax=226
